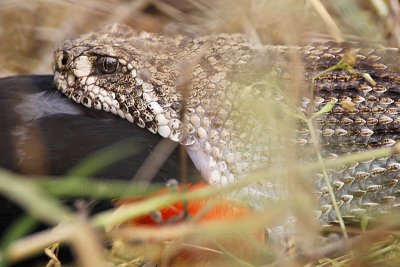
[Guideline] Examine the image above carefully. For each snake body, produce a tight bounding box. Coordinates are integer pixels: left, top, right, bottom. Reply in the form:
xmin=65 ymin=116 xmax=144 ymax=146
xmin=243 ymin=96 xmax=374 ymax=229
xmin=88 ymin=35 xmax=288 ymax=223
xmin=53 ymin=23 xmax=400 ymax=224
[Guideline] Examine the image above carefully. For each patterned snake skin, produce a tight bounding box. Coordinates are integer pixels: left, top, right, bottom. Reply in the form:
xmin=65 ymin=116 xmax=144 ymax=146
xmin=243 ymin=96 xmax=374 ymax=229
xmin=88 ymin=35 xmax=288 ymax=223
xmin=53 ymin=23 xmax=400 ymax=224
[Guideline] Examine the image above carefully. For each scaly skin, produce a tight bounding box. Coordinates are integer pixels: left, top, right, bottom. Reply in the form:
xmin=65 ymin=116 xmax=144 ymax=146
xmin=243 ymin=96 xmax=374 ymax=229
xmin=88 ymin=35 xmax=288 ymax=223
xmin=53 ymin=23 xmax=400 ymax=224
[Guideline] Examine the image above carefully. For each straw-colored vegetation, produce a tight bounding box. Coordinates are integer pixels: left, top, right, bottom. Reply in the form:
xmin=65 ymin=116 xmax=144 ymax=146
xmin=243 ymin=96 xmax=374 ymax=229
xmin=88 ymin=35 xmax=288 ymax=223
xmin=1 ymin=0 xmax=400 ymax=266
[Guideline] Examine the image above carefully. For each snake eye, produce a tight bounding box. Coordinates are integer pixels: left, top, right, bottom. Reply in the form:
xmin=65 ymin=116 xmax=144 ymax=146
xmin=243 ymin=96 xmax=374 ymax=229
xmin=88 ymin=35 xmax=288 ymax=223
xmin=97 ymin=57 xmax=120 ymax=74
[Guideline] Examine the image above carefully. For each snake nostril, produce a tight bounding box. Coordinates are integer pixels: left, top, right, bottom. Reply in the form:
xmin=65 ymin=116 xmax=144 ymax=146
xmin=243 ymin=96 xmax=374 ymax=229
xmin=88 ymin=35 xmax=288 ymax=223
xmin=61 ymin=51 xmax=69 ymax=66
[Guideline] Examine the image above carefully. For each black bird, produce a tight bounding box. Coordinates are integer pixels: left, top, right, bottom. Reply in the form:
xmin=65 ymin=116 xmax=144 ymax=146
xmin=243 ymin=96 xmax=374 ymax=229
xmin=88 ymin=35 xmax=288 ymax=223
xmin=0 ymin=75 xmax=197 ymax=180
xmin=0 ymin=75 xmax=198 ymax=266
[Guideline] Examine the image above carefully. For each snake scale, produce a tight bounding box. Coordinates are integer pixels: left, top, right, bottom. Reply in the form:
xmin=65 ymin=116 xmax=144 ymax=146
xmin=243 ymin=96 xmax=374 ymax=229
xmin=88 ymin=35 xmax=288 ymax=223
xmin=53 ymin=23 xmax=400 ymax=224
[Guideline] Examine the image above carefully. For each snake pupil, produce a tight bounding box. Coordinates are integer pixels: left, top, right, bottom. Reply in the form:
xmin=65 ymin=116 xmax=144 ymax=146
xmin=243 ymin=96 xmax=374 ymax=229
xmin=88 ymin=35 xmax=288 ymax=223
xmin=98 ymin=57 xmax=120 ymax=74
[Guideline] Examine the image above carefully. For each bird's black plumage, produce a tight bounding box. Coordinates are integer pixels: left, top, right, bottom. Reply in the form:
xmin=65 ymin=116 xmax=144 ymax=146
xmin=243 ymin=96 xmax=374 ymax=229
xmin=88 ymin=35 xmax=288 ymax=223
xmin=0 ymin=75 xmax=196 ymax=180
xmin=0 ymin=75 xmax=198 ymax=266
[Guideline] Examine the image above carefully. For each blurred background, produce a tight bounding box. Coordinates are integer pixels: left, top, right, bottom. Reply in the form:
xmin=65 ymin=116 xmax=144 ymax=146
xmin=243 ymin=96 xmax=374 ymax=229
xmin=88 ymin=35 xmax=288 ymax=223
xmin=1 ymin=0 xmax=399 ymax=77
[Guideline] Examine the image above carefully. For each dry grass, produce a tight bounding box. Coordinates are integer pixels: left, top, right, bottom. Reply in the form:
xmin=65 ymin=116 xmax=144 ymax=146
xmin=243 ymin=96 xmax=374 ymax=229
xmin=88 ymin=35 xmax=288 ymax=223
xmin=1 ymin=0 xmax=400 ymax=266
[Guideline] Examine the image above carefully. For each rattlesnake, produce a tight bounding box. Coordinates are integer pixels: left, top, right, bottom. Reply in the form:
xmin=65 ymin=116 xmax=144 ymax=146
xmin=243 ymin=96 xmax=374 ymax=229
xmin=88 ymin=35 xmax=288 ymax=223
xmin=53 ymin=23 xmax=400 ymax=224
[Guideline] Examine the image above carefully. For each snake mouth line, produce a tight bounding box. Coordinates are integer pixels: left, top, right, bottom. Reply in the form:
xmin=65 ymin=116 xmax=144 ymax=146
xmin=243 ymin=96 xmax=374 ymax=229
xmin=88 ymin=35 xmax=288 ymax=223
xmin=54 ymin=71 xmax=132 ymax=122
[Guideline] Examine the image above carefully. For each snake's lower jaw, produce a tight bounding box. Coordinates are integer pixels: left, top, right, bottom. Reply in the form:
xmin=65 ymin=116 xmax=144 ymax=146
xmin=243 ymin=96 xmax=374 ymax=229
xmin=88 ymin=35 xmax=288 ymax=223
xmin=54 ymin=71 xmax=76 ymax=95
